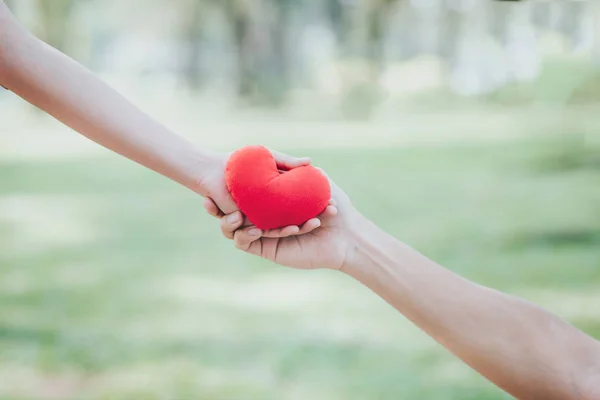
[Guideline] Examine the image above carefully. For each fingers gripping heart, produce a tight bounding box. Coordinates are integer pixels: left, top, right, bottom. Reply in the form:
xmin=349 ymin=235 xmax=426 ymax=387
xmin=225 ymin=146 xmax=331 ymax=230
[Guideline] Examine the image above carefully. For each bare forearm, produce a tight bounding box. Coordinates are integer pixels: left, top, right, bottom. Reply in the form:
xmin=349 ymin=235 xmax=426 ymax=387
xmin=0 ymin=4 xmax=215 ymax=195
xmin=343 ymin=217 xmax=600 ymax=399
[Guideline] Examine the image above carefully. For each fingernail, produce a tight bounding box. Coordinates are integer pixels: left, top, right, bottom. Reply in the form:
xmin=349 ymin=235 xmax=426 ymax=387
xmin=227 ymin=213 xmax=239 ymax=224
xmin=249 ymin=228 xmax=261 ymax=236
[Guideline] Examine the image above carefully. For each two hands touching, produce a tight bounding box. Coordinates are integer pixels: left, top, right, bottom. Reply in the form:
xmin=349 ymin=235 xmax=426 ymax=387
xmin=3 ymin=2 xmax=600 ymax=397
xmin=201 ymin=154 xmax=355 ymax=271
xmin=0 ymin=1 xmax=351 ymax=274
xmin=199 ymin=152 xmax=600 ymax=400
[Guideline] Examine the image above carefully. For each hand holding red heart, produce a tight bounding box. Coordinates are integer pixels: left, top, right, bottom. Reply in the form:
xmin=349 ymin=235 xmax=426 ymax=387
xmin=225 ymin=146 xmax=331 ymax=230
xmin=203 ymin=146 xmax=364 ymax=270
xmin=204 ymin=179 xmax=361 ymax=270
xmin=199 ymin=146 xmax=334 ymax=238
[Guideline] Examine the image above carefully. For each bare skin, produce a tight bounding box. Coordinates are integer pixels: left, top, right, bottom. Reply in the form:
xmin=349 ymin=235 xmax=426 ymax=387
xmin=206 ymin=178 xmax=600 ymax=400
xmin=0 ymin=1 xmax=331 ymax=238
xmin=3 ymin=2 xmax=599 ymax=397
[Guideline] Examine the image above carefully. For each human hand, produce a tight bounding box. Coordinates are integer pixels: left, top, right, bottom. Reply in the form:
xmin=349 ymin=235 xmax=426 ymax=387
xmin=204 ymin=173 xmax=363 ymax=270
xmin=198 ymin=149 xmax=326 ymax=237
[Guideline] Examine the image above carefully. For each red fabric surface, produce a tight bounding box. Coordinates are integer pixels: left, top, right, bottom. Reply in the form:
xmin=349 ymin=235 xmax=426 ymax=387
xmin=225 ymin=146 xmax=330 ymax=230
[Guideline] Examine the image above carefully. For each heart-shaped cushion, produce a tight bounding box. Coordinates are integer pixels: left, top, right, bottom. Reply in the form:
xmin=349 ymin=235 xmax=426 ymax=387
xmin=225 ymin=146 xmax=330 ymax=230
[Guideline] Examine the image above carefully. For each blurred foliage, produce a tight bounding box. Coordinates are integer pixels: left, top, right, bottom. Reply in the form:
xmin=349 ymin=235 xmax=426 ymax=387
xmin=34 ymin=0 xmax=76 ymax=52
xmin=6 ymin=0 xmax=599 ymax=110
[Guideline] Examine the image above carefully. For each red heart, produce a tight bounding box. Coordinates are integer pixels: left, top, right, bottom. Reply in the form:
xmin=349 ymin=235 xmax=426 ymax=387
xmin=225 ymin=146 xmax=330 ymax=230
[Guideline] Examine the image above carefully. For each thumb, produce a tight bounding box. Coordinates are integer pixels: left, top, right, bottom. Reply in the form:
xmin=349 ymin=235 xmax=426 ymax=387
xmin=269 ymin=149 xmax=311 ymax=170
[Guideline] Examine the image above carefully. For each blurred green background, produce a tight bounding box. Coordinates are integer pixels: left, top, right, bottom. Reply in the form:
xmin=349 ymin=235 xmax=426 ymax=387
xmin=1 ymin=0 xmax=599 ymax=399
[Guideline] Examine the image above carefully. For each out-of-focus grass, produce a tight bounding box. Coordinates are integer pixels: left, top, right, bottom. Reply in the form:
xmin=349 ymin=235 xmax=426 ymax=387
xmin=0 ymin=134 xmax=598 ymax=399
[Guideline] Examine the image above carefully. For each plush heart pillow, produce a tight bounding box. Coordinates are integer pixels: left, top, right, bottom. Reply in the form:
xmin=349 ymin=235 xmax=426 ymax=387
xmin=225 ymin=146 xmax=330 ymax=230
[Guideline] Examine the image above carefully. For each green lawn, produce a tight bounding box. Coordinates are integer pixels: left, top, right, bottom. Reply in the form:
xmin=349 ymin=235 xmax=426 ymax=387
xmin=0 ymin=135 xmax=598 ymax=399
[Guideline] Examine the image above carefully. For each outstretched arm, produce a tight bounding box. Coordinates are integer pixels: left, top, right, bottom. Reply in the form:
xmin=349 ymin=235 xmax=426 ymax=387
xmin=344 ymin=220 xmax=600 ymax=400
xmin=210 ymin=180 xmax=600 ymax=400
xmin=0 ymin=2 xmax=316 ymax=219
xmin=0 ymin=2 xmax=222 ymax=198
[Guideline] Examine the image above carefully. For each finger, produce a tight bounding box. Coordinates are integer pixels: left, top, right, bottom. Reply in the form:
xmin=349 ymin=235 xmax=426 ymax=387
xmin=329 ymin=198 xmax=337 ymax=206
xmin=262 ymin=225 xmax=300 ymax=238
xmin=261 ymin=215 xmax=325 ymax=238
xmin=280 ymin=225 xmax=300 ymax=236
xmin=270 ymin=149 xmax=311 ymax=170
xmin=220 ymin=211 xmax=244 ymax=240
xmin=323 ymin=205 xmax=338 ymax=217
xmin=297 ymin=218 xmax=321 ymax=234
xmin=234 ymin=226 xmax=262 ymax=251
xmin=261 ymin=206 xmax=336 ymax=238
xmin=203 ymin=197 xmax=224 ymax=218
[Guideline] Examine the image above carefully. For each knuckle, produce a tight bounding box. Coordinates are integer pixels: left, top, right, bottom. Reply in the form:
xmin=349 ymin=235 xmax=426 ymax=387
xmin=219 ymin=218 xmax=230 ymax=231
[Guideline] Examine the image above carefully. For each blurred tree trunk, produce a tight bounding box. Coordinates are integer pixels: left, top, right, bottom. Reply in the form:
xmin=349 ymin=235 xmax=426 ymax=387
xmin=595 ymin=0 xmax=600 ymax=65
xmin=490 ymin=0 xmax=511 ymax=45
xmin=225 ymin=0 xmax=255 ymax=98
xmin=561 ymin=0 xmax=594 ymax=53
xmin=224 ymin=0 xmax=291 ymax=106
xmin=447 ymin=0 xmax=500 ymax=95
xmin=35 ymin=0 xmax=75 ymax=51
xmin=325 ymin=0 xmax=350 ymax=54
xmin=335 ymin=0 xmax=397 ymax=118
xmin=499 ymin=0 xmax=539 ymax=82
xmin=439 ymin=0 xmax=462 ymax=61
xmin=262 ymin=0 xmax=292 ymax=104
xmin=325 ymin=0 xmax=358 ymax=57
xmin=182 ymin=0 xmax=205 ymax=91
xmin=365 ymin=0 xmax=395 ymax=76
xmin=569 ymin=0 xmax=600 ymax=104
xmin=532 ymin=0 xmax=554 ymax=29
xmin=333 ymin=0 xmax=396 ymax=73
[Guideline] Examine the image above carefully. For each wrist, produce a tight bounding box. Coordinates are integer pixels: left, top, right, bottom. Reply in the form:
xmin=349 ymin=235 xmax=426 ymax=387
xmin=190 ymin=150 xmax=241 ymax=214
xmin=341 ymin=215 xmax=393 ymax=275
xmin=187 ymin=149 xmax=225 ymax=197
xmin=340 ymin=215 xmax=416 ymax=286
